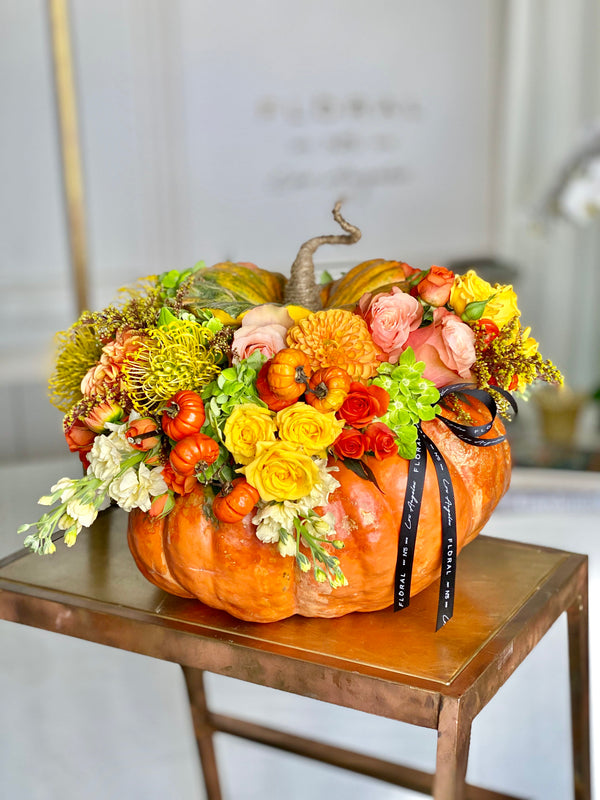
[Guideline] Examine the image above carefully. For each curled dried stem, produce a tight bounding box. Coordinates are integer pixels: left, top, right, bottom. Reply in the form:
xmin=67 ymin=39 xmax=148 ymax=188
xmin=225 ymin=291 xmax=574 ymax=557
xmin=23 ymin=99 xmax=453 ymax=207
xmin=284 ymin=202 xmax=362 ymax=311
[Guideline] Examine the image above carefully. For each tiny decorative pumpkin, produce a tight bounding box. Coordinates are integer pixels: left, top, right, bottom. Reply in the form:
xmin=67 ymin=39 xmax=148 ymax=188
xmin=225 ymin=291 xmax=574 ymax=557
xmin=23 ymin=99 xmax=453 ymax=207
xmin=169 ymin=433 xmax=220 ymax=477
xmin=305 ymin=367 xmax=352 ymax=413
xmin=212 ymin=478 xmax=260 ymax=524
xmin=161 ymin=390 xmax=206 ymax=441
xmin=256 ymin=362 xmax=296 ymax=411
xmin=266 ymin=348 xmax=312 ymax=400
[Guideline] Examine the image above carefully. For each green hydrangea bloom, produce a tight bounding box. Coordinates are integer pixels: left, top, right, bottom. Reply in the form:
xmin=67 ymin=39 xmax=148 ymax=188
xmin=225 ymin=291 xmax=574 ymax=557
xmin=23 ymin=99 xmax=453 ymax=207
xmin=372 ymin=348 xmax=441 ymax=459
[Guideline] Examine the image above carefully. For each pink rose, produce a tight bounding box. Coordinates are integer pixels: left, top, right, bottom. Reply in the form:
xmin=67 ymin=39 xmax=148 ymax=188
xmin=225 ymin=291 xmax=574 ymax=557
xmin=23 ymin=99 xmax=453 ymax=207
xmin=404 ymin=308 xmax=476 ymax=387
xmin=232 ymin=304 xmax=294 ymax=362
xmin=358 ymin=286 xmax=423 ymax=362
xmin=232 ymin=323 xmax=289 ymax=361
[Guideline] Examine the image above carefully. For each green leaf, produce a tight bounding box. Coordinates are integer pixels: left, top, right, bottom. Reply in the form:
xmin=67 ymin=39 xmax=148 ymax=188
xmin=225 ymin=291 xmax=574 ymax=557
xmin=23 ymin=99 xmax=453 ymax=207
xmin=157 ymin=306 xmax=179 ymax=327
xmin=342 ymin=458 xmax=384 ymax=492
xmin=399 ymin=347 xmax=416 ymax=366
xmin=418 ymin=406 xmax=437 ymax=421
xmin=159 ymin=269 xmax=180 ymax=289
xmin=398 ymin=441 xmax=417 ymax=460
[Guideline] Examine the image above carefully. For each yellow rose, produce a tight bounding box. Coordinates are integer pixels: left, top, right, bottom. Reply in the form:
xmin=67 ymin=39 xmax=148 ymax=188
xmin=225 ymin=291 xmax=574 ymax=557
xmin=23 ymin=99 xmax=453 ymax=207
xmin=450 ymin=270 xmax=520 ymax=329
xmin=276 ymin=403 xmax=344 ymax=457
xmin=223 ymin=404 xmax=277 ymax=465
xmin=243 ymin=440 xmax=319 ymax=501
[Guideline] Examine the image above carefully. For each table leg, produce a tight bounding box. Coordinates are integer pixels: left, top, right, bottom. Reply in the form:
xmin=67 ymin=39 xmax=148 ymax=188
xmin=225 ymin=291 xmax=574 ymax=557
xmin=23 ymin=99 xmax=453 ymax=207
xmin=182 ymin=666 xmax=223 ymax=800
xmin=567 ymin=565 xmax=592 ymax=800
xmin=433 ymin=696 xmax=471 ymax=800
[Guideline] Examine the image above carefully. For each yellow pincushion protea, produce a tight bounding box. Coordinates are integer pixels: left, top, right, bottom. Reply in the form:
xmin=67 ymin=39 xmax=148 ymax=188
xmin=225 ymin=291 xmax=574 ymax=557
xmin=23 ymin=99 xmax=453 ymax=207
xmin=286 ymin=309 xmax=382 ymax=380
xmin=121 ymin=320 xmax=221 ymax=413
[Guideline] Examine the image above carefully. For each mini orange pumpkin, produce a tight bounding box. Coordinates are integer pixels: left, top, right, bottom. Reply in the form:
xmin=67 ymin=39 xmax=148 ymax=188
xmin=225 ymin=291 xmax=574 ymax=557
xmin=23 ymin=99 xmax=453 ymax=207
xmin=212 ymin=478 xmax=260 ymax=524
xmin=266 ymin=348 xmax=312 ymax=401
xmin=305 ymin=366 xmax=352 ymax=413
xmin=169 ymin=433 xmax=220 ymax=477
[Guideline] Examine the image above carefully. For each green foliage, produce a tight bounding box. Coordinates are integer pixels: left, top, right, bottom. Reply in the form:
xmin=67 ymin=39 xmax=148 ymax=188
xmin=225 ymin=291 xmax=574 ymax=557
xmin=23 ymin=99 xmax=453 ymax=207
xmin=158 ymin=262 xmax=205 ymax=299
xmin=372 ymin=348 xmax=441 ymax=459
xmin=200 ymin=352 xmax=266 ymax=441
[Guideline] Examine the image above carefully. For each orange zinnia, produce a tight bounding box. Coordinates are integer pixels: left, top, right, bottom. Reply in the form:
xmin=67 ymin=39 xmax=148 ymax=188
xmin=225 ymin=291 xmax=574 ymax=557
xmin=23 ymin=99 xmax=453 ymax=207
xmin=286 ymin=309 xmax=382 ymax=380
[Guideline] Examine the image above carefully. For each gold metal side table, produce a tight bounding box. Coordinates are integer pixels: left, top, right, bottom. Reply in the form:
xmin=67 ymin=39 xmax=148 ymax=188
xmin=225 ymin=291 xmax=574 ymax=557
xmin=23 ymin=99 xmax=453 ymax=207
xmin=0 ymin=507 xmax=591 ymax=800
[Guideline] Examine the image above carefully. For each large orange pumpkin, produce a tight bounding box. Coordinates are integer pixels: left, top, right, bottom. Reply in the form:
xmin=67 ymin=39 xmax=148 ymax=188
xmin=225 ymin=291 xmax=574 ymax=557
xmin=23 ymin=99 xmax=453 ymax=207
xmin=127 ymin=400 xmax=511 ymax=622
xmin=127 ymin=204 xmax=512 ymax=623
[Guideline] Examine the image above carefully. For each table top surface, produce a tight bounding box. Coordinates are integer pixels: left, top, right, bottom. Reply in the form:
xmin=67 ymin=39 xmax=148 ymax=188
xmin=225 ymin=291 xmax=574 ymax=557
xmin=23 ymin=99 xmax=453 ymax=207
xmin=0 ymin=506 xmax=582 ymax=691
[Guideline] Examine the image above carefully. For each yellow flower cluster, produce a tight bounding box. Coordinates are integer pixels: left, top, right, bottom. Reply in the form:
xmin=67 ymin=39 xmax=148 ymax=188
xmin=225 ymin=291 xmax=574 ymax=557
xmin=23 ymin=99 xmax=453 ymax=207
xmin=224 ymin=402 xmax=343 ymax=502
xmin=449 ymin=269 xmax=560 ymax=394
xmin=450 ymin=270 xmax=520 ymax=330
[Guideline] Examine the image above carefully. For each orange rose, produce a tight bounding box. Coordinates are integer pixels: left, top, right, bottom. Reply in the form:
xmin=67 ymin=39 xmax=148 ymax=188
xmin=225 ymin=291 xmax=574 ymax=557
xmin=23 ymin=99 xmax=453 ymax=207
xmin=336 ymin=383 xmax=390 ymax=428
xmin=333 ymin=428 xmax=366 ymax=460
xmin=417 ymin=265 xmax=454 ymax=307
xmin=364 ymin=422 xmax=397 ymax=460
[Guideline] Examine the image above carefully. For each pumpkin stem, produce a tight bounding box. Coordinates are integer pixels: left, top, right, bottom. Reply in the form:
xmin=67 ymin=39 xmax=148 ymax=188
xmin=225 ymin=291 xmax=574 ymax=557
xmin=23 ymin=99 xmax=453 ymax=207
xmin=284 ymin=201 xmax=361 ymax=312
xmin=309 ymin=381 xmax=328 ymax=400
xmin=219 ymin=481 xmax=234 ymax=497
xmin=164 ymin=402 xmax=180 ymax=419
xmin=295 ymin=366 xmax=310 ymax=387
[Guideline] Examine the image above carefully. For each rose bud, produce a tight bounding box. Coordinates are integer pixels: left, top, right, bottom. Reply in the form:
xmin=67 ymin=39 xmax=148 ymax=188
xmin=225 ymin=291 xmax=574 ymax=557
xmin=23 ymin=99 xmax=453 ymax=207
xmin=126 ymin=418 xmax=160 ymax=451
xmin=417 ymin=265 xmax=455 ymax=307
xmin=64 ymin=418 xmax=96 ymax=454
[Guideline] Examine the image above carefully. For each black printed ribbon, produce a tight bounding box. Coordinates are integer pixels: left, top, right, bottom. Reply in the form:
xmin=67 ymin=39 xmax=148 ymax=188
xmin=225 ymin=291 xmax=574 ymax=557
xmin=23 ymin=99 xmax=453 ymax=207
xmin=394 ymin=384 xmax=517 ymax=631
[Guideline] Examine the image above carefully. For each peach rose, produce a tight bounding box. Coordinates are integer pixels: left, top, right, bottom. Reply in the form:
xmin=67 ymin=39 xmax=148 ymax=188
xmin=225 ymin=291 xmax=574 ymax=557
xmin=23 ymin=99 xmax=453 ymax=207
xmin=232 ymin=304 xmax=294 ymax=362
xmin=232 ymin=323 xmax=289 ymax=361
xmin=357 ymin=287 xmax=423 ymax=362
xmin=404 ymin=308 xmax=476 ymax=387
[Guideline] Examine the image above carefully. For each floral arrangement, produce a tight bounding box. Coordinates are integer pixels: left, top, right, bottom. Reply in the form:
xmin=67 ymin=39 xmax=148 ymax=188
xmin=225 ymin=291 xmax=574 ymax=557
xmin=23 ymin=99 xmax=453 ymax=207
xmin=20 ymin=237 xmax=562 ymax=592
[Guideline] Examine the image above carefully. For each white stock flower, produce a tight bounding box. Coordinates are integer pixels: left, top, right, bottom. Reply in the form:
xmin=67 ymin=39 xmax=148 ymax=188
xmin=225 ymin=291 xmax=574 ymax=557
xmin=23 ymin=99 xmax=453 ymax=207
xmin=50 ymin=477 xmax=78 ymax=503
xmin=253 ymin=501 xmax=298 ymax=548
xmin=143 ymin=464 xmax=168 ymax=497
xmin=109 ymin=468 xmax=139 ymax=511
xmin=66 ymin=498 xmax=98 ymax=529
xmin=109 ymin=464 xmax=167 ymax=513
xmin=88 ymin=434 xmax=126 ymax=481
xmin=254 ymin=516 xmax=282 ymax=544
xmin=253 ymin=500 xmax=296 ymax=529
xmin=277 ymin=534 xmax=296 ymax=558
